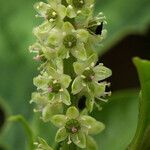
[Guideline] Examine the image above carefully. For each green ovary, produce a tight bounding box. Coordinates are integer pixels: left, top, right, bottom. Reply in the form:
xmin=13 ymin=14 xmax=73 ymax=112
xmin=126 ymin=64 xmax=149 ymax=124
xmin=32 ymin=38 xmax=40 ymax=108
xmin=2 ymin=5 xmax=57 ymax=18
xmin=83 ymin=68 xmax=95 ymax=82
xmin=65 ymin=119 xmax=81 ymax=134
xmin=46 ymin=9 xmax=57 ymax=20
xmin=63 ymin=34 xmax=77 ymax=48
xmin=50 ymin=82 xmax=61 ymax=93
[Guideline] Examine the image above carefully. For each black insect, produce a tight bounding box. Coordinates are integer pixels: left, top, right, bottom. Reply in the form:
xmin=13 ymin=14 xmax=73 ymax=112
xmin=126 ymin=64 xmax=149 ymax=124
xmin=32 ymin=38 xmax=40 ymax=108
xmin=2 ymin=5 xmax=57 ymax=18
xmin=88 ymin=22 xmax=103 ymax=35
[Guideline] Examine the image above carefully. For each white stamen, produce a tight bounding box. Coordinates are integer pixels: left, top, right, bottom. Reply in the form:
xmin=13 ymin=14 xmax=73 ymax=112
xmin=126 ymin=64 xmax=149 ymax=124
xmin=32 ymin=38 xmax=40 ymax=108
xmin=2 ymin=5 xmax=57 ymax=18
xmin=82 ymin=83 xmax=86 ymax=87
xmin=49 ymin=18 xmax=54 ymax=22
xmin=80 ymin=0 xmax=83 ymax=4
xmin=99 ymin=63 xmax=104 ymax=66
xmin=76 ymin=135 xmax=80 ymax=144
xmin=34 ymin=142 xmax=38 ymax=145
xmin=63 ymin=32 xmax=66 ymax=36
xmin=67 ymin=135 xmax=72 ymax=144
xmin=97 ymin=97 xmax=108 ymax=102
xmin=59 ymin=88 xmax=64 ymax=92
xmin=90 ymin=4 xmax=94 ymax=8
xmin=91 ymin=62 xmax=95 ymax=67
xmin=105 ymin=91 xmax=112 ymax=96
xmin=77 ymin=10 xmax=81 ymax=14
xmin=52 ymin=11 xmax=56 ymax=16
xmin=97 ymin=22 xmax=101 ymax=25
xmin=68 ymin=42 xmax=72 ymax=47
xmin=81 ymin=75 xmax=86 ymax=79
xmin=68 ymin=5 xmax=73 ymax=9
xmin=53 ymin=80 xmax=57 ymax=84
xmin=85 ymin=67 xmax=90 ymax=70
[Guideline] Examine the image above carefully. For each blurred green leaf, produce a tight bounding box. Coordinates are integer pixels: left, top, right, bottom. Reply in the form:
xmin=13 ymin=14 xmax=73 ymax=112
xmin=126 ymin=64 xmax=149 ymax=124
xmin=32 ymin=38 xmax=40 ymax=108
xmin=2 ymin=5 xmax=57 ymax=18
xmin=128 ymin=58 xmax=150 ymax=150
xmin=92 ymin=90 xmax=139 ymax=150
xmin=95 ymin=0 xmax=150 ymax=54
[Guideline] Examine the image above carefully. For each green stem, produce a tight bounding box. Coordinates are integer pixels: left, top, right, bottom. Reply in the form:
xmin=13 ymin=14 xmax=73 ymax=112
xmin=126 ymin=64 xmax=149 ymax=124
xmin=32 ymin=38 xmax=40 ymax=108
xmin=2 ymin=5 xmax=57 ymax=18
xmin=8 ymin=115 xmax=34 ymax=150
xmin=63 ymin=54 xmax=78 ymax=107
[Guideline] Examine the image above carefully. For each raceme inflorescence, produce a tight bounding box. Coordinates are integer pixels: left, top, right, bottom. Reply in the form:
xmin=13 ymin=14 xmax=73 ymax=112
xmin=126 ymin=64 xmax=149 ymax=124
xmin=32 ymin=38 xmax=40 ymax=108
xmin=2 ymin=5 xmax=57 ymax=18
xmin=29 ymin=0 xmax=112 ymax=149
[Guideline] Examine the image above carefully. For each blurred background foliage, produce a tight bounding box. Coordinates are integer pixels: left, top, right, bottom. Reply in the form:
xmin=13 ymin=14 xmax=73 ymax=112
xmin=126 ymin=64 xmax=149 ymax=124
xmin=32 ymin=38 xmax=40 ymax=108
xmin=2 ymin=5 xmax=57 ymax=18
xmin=0 ymin=0 xmax=150 ymax=149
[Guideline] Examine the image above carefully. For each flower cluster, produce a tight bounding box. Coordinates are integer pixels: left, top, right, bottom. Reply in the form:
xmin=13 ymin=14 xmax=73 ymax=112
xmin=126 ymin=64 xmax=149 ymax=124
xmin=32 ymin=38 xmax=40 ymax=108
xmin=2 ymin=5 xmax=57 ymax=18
xmin=30 ymin=0 xmax=112 ymax=149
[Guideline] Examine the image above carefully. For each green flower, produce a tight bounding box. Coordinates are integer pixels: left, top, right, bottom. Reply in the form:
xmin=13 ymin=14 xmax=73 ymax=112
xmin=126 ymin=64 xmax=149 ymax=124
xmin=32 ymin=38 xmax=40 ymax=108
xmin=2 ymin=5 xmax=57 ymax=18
xmin=86 ymin=12 xmax=107 ymax=46
xmin=34 ymin=1 xmax=66 ymax=23
xmin=47 ymin=22 xmax=89 ymax=60
xmin=31 ymin=91 xmax=63 ymax=122
xmin=66 ymin=0 xmax=94 ymax=18
xmin=72 ymin=54 xmax=112 ymax=105
xmin=29 ymin=41 xmax=58 ymax=62
xmin=34 ymin=137 xmax=53 ymax=150
xmin=51 ymin=106 xmax=105 ymax=148
xmin=31 ymin=67 xmax=72 ymax=121
xmin=33 ymin=68 xmax=71 ymax=106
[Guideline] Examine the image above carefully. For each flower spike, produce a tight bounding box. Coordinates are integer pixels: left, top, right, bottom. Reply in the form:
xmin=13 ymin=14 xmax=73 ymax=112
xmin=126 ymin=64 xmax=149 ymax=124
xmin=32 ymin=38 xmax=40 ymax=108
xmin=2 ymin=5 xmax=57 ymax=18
xmin=30 ymin=0 xmax=112 ymax=149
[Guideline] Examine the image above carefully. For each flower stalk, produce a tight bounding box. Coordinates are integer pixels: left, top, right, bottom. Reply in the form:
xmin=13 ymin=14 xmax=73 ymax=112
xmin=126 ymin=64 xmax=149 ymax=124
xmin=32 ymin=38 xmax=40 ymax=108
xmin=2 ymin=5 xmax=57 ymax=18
xmin=29 ymin=0 xmax=112 ymax=149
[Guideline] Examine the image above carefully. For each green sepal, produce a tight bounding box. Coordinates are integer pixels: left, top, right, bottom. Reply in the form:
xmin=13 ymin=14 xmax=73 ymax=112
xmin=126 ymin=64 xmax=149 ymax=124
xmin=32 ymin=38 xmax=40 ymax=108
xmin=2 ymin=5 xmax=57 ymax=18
xmin=66 ymin=6 xmax=76 ymax=18
xmin=34 ymin=2 xmax=50 ymax=16
xmin=86 ymin=136 xmax=98 ymax=150
xmin=93 ymin=82 xmax=106 ymax=97
xmin=66 ymin=106 xmax=79 ymax=119
xmin=42 ymin=102 xmax=63 ymax=122
xmin=73 ymin=61 xmax=85 ymax=75
xmin=31 ymin=92 xmax=48 ymax=106
xmin=77 ymin=29 xmax=89 ymax=43
xmin=62 ymin=22 xmax=74 ymax=33
xmin=60 ymin=74 xmax=72 ymax=88
xmin=60 ymin=89 xmax=71 ymax=106
xmin=93 ymin=65 xmax=112 ymax=81
xmin=55 ymin=127 xmax=68 ymax=142
xmin=86 ymin=96 xmax=94 ymax=113
xmin=72 ymin=76 xmax=83 ymax=95
xmin=80 ymin=116 xmax=105 ymax=135
xmin=58 ymin=4 xmax=67 ymax=19
xmin=71 ymin=43 xmax=87 ymax=61
xmin=46 ymin=67 xmax=59 ymax=79
xmin=72 ymin=131 xmax=86 ymax=148
xmin=37 ymin=137 xmax=53 ymax=150
xmin=51 ymin=115 xmax=66 ymax=127
xmin=33 ymin=75 xmax=48 ymax=89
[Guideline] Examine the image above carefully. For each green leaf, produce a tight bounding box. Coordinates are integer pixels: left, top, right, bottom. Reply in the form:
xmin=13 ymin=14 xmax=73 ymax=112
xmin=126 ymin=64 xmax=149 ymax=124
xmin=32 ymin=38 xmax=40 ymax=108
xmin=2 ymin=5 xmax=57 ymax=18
xmin=128 ymin=57 xmax=150 ymax=150
xmin=93 ymin=90 xmax=139 ymax=150
xmin=95 ymin=0 xmax=150 ymax=54
xmin=7 ymin=115 xmax=34 ymax=150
